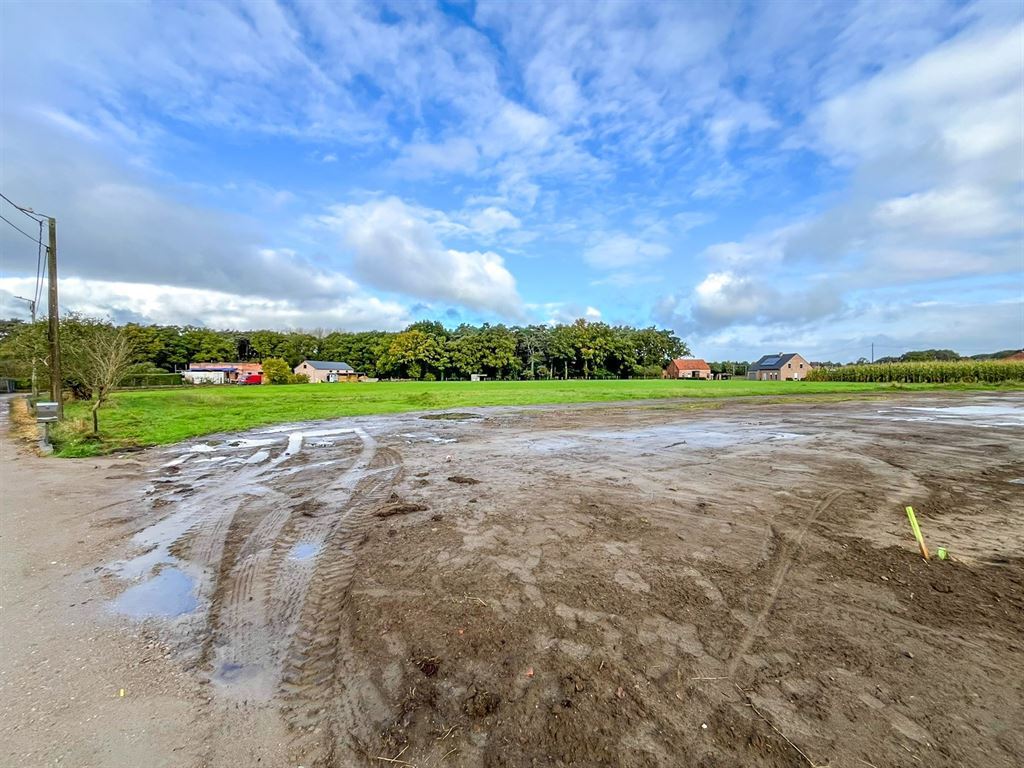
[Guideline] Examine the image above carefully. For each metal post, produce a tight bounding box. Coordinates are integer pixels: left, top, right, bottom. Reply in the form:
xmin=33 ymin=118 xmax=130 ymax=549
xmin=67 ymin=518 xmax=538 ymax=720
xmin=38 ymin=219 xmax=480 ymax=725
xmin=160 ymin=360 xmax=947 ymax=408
xmin=46 ymin=217 xmax=62 ymax=417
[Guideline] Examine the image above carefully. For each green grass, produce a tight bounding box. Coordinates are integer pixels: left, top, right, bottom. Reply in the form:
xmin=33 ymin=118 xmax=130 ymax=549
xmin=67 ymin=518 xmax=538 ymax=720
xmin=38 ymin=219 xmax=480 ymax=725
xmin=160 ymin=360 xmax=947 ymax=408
xmin=53 ymin=378 xmax=1021 ymax=456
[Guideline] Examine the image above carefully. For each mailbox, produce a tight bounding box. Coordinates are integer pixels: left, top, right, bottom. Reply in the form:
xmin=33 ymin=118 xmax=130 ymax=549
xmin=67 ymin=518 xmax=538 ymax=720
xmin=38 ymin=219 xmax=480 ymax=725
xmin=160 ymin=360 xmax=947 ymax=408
xmin=36 ymin=401 xmax=59 ymax=423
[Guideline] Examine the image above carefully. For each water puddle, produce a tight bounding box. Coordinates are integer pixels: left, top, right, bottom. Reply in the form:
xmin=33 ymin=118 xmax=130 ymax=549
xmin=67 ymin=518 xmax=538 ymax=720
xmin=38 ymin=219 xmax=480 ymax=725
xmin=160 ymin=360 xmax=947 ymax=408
xmin=880 ymin=404 xmax=1023 ymax=427
xmin=113 ymin=567 xmax=197 ymax=618
xmin=398 ymin=432 xmax=458 ymax=444
xmin=288 ymin=542 xmax=320 ymax=561
xmin=420 ymin=412 xmax=482 ymax=421
xmin=1010 ymin=479 xmax=1024 ymax=486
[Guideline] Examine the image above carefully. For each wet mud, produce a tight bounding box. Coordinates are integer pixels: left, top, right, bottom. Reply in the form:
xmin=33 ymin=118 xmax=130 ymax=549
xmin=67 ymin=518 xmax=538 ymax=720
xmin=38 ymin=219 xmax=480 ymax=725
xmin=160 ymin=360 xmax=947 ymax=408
xmin=99 ymin=393 xmax=1024 ymax=767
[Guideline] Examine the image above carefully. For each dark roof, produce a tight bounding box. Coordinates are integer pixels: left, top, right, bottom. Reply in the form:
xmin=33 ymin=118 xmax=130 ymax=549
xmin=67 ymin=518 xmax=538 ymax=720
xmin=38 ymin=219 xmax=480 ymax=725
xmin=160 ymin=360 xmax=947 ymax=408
xmin=750 ymin=353 xmax=800 ymax=371
xmin=301 ymin=360 xmax=354 ymax=371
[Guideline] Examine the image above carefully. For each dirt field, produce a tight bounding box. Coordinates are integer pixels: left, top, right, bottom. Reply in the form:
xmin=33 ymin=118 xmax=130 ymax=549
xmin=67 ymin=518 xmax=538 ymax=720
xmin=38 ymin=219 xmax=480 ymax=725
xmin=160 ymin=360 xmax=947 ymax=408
xmin=2 ymin=392 xmax=1022 ymax=768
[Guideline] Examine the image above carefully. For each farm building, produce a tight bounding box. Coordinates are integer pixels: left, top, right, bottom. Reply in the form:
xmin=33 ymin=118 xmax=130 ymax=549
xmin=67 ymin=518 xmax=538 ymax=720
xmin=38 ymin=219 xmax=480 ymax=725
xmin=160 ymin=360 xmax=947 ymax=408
xmin=663 ymin=358 xmax=712 ymax=379
xmin=187 ymin=361 xmax=262 ymax=384
xmin=295 ymin=360 xmax=361 ymax=383
xmin=183 ymin=370 xmax=226 ymax=385
xmin=747 ymin=353 xmax=811 ymax=380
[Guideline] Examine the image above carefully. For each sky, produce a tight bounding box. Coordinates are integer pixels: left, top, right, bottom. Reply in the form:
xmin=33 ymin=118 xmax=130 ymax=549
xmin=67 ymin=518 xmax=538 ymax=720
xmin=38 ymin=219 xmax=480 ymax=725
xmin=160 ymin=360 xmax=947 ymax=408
xmin=1 ymin=0 xmax=1021 ymax=362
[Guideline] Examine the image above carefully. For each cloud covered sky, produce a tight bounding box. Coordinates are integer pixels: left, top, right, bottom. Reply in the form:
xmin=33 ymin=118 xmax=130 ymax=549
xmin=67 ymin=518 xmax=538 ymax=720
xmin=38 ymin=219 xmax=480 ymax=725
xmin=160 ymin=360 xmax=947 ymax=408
xmin=1 ymin=0 xmax=1021 ymax=360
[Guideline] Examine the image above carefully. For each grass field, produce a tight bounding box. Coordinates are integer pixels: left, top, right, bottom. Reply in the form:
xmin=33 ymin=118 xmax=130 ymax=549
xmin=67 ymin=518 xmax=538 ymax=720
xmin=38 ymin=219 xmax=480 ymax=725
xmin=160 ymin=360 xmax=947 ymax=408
xmin=53 ymin=378 xmax=1020 ymax=456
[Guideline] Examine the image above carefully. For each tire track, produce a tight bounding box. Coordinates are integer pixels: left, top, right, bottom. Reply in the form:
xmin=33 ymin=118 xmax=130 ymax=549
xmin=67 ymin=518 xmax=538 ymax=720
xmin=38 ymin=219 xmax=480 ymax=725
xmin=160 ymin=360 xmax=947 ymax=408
xmin=280 ymin=447 xmax=402 ymax=767
xmin=207 ymin=429 xmax=379 ymax=697
xmin=726 ymin=488 xmax=845 ymax=676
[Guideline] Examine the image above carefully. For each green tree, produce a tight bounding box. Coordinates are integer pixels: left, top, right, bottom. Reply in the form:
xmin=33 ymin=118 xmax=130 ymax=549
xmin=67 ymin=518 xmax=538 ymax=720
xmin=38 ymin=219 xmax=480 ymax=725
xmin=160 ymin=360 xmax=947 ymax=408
xmin=262 ymin=357 xmax=292 ymax=384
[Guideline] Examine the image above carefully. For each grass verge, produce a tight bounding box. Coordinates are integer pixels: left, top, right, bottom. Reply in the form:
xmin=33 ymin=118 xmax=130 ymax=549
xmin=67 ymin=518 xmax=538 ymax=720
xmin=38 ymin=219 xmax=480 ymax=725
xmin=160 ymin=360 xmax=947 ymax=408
xmin=52 ymin=378 xmax=1022 ymax=457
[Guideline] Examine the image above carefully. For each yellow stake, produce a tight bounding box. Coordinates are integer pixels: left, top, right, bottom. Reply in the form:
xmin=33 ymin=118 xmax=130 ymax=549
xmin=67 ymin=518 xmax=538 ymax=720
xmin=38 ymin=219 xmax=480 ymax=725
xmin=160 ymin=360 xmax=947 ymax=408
xmin=905 ymin=506 xmax=930 ymax=560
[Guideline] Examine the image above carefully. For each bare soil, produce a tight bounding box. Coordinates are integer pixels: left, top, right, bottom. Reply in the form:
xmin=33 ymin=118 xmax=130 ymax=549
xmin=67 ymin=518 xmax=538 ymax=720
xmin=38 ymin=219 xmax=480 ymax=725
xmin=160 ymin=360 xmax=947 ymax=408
xmin=2 ymin=392 xmax=1022 ymax=768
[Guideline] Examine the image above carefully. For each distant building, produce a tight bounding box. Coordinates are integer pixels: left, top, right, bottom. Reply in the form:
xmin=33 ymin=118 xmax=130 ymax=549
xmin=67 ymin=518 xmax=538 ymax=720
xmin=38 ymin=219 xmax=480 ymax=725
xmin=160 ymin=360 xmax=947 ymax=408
xmin=294 ymin=360 xmax=360 ymax=383
xmin=663 ymin=358 xmax=712 ymax=380
xmin=183 ymin=369 xmax=226 ymax=385
xmin=187 ymin=361 xmax=262 ymax=384
xmin=747 ymin=353 xmax=811 ymax=381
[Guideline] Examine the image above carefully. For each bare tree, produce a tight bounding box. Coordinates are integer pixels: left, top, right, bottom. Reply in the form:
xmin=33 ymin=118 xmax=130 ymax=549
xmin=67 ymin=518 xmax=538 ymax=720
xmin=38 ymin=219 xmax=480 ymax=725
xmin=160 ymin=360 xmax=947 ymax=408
xmin=64 ymin=324 xmax=139 ymax=434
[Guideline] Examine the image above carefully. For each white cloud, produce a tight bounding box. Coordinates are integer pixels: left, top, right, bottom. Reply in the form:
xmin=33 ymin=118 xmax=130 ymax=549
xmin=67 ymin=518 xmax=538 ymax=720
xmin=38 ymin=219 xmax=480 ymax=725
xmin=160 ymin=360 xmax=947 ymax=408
xmin=812 ymin=22 xmax=1023 ymax=183
xmin=529 ymin=301 xmax=603 ymax=326
xmin=468 ymin=206 xmax=521 ymax=236
xmin=584 ymin=234 xmax=670 ymax=270
xmin=323 ymin=197 xmax=524 ymax=318
xmin=393 ymin=137 xmax=480 ymax=177
xmin=873 ymin=186 xmax=1020 ymax=240
xmin=656 ymin=271 xmax=843 ymax=332
xmin=0 ymin=277 xmax=410 ymax=331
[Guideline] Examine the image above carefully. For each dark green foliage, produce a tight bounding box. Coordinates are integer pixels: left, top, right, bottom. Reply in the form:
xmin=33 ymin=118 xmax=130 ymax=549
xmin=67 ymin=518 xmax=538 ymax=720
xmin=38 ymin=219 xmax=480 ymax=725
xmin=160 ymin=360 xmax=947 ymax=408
xmin=0 ymin=316 xmax=688 ymax=382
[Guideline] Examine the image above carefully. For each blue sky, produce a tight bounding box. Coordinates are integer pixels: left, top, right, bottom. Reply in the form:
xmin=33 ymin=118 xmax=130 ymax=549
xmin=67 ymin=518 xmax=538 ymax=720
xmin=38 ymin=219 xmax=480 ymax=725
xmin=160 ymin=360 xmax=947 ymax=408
xmin=1 ymin=0 xmax=1021 ymax=361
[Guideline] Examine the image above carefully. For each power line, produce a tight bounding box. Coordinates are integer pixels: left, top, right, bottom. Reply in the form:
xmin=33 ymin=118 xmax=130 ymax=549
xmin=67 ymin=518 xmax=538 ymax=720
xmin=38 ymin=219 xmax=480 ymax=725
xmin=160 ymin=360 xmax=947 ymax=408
xmin=0 ymin=212 xmax=43 ymax=243
xmin=0 ymin=192 xmax=47 ymax=222
xmin=0 ymin=193 xmax=50 ymax=309
xmin=34 ymin=218 xmax=46 ymax=308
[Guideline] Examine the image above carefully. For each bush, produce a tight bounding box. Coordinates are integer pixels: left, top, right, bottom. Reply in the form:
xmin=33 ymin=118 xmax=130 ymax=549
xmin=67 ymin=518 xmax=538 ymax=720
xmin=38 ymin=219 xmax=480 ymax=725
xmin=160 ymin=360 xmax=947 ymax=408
xmin=288 ymin=373 xmax=309 ymax=384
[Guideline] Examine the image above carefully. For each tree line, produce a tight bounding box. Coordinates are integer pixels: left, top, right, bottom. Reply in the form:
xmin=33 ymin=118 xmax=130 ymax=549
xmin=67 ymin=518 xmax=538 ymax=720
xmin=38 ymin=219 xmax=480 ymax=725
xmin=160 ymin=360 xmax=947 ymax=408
xmin=0 ymin=316 xmax=690 ymax=383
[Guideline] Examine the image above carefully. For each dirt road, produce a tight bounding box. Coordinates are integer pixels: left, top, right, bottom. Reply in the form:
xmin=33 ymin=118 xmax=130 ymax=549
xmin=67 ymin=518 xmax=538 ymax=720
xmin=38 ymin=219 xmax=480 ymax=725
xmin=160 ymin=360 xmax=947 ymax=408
xmin=2 ymin=392 xmax=1022 ymax=767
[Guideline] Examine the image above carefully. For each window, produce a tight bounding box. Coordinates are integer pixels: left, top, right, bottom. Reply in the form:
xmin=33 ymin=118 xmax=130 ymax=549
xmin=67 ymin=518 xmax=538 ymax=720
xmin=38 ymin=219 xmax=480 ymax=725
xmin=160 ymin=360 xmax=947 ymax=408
xmin=799 ymin=363 xmax=803 ymax=368
xmin=788 ymin=363 xmax=792 ymax=368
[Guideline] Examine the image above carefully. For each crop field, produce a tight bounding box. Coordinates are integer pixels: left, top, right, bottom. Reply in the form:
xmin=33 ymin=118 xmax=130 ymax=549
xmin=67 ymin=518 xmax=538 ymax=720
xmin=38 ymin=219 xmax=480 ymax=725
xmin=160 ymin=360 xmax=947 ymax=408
xmin=54 ymin=378 xmax=1021 ymax=455
xmin=808 ymin=359 xmax=1024 ymax=383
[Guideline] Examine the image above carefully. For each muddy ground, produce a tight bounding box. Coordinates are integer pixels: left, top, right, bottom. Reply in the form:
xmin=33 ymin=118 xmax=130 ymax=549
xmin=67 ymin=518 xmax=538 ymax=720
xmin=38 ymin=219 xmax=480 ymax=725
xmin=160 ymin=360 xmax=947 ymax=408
xmin=2 ymin=392 xmax=1023 ymax=768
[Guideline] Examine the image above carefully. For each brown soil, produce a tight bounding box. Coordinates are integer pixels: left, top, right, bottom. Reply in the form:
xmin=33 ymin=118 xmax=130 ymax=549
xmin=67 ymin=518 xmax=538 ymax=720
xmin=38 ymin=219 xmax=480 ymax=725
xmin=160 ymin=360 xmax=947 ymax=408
xmin=2 ymin=392 xmax=1023 ymax=768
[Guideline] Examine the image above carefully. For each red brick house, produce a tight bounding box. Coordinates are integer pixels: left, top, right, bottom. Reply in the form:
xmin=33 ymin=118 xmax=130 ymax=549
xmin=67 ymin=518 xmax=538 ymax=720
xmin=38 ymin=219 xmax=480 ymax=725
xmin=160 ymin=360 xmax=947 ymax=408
xmin=663 ymin=358 xmax=712 ymax=380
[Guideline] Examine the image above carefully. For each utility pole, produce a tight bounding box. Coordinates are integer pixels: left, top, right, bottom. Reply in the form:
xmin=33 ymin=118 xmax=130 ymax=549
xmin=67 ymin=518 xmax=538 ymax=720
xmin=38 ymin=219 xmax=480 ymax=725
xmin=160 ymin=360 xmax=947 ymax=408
xmin=46 ymin=217 xmax=62 ymax=417
xmin=13 ymin=295 xmax=38 ymax=400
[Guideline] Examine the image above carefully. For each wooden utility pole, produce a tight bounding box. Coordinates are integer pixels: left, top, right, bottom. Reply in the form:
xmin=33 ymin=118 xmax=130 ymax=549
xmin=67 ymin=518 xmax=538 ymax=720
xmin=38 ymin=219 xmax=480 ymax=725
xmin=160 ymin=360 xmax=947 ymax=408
xmin=46 ymin=217 xmax=62 ymax=417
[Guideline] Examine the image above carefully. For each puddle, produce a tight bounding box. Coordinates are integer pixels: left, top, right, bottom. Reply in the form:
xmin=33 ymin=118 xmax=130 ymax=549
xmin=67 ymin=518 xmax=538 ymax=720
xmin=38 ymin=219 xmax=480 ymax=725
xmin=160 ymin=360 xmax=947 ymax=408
xmin=1010 ymin=479 xmax=1024 ymax=486
xmin=879 ymin=404 xmax=1023 ymax=427
xmin=113 ymin=568 xmax=197 ymax=618
xmin=288 ymin=543 xmax=320 ymax=561
xmin=420 ymin=412 xmax=482 ymax=421
xmin=398 ymin=433 xmax=458 ymax=444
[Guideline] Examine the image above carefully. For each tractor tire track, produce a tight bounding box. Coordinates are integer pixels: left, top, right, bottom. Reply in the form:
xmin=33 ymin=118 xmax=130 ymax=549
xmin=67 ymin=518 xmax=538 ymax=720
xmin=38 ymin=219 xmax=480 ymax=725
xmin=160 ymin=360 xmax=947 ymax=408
xmin=210 ymin=429 xmax=379 ymax=696
xmin=280 ymin=447 xmax=403 ymax=768
xmin=726 ymin=488 xmax=846 ymax=676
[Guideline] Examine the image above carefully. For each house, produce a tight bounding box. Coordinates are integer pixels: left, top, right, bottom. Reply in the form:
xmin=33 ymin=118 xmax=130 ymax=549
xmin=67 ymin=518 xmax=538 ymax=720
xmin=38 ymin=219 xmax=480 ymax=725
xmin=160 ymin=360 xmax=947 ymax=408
xmin=188 ymin=361 xmax=262 ymax=384
xmin=747 ymin=353 xmax=812 ymax=381
xmin=663 ymin=358 xmax=712 ymax=380
xmin=294 ymin=360 xmax=361 ymax=383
